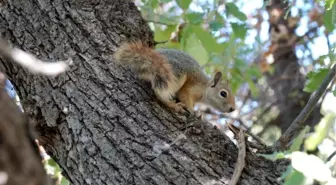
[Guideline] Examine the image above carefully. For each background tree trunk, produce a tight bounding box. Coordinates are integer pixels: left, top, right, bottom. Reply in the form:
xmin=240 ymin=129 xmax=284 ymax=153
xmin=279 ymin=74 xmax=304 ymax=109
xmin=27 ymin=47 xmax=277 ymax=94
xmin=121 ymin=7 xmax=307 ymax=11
xmin=262 ymin=0 xmax=322 ymax=132
xmin=0 ymin=0 xmax=288 ymax=184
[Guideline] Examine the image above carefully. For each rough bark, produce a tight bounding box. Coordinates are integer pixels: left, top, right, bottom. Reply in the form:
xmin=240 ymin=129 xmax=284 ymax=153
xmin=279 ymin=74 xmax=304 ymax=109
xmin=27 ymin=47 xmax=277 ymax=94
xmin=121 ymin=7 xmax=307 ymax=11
xmin=0 ymin=0 xmax=288 ymax=184
xmin=0 ymin=84 xmax=53 ymax=185
xmin=263 ymin=0 xmax=322 ymax=132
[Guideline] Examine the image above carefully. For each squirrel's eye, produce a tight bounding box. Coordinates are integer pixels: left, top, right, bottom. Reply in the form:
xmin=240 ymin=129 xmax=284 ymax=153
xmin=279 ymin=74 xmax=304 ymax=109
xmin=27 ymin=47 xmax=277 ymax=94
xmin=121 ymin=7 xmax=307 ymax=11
xmin=220 ymin=91 xmax=227 ymax=98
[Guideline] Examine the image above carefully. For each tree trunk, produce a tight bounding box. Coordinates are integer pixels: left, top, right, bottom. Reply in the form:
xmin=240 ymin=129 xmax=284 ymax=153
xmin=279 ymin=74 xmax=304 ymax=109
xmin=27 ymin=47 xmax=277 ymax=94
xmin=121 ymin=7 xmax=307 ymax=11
xmin=263 ymin=0 xmax=322 ymax=132
xmin=0 ymin=0 xmax=288 ymax=184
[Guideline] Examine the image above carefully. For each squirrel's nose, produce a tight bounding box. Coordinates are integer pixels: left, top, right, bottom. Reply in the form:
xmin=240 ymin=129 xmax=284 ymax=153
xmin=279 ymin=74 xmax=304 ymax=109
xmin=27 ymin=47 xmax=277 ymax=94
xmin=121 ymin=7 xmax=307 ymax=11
xmin=229 ymin=107 xmax=235 ymax=112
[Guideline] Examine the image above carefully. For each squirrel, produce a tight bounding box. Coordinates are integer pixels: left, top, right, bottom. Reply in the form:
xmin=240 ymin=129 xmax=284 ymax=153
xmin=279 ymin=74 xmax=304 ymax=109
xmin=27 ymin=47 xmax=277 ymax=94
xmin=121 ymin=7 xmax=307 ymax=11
xmin=113 ymin=41 xmax=236 ymax=114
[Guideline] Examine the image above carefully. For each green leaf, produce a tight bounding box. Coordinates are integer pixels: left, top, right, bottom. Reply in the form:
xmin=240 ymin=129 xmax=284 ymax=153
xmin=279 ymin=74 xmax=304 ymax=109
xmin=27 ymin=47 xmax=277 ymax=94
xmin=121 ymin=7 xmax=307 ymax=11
xmin=47 ymin=158 xmax=58 ymax=167
xmin=209 ymin=12 xmax=225 ymax=31
xmin=209 ymin=53 xmax=227 ymax=65
xmin=176 ymin=0 xmax=192 ymax=10
xmin=231 ymin=22 xmax=248 ymax=40
xmin=222 ymin=34 xmax=237 ymax=62
xmin=246 ymin=78 xmax=258 ymax=97
xmin=229 ymin=68 xmax=245 ymax=93
xmin=304 ymin=68 xmax=330 ymax=93
xmin=180 ymin=24 xmax=194 ymax=50
xmin=142 ymin=8 xmax=180 ymax=26
xmin=284 ymin=170 xmax=305 ymax=185
xmin=225 ymin=2 xmax=247 ymax=21
xmin=290 ymin=126 xmax=310 ymax=152
xmin=305 ymin=113 xmax=336 ymax=151
xmin=186 ymin=13 xmax=204 ymax=25
xmin=162 ymin=40 xmax=181 ymax=49
xmin=154 ymin=25 xmax=176 ymax=42
xmin=317 ymin=51 xmax=336 ymax=62
xmin=247 ymin=65 xmax=262 ymax=78
xmin=281 ymin=165 xmax=294 ymax=180
xmin=150 ymin=0 xmax=159 ymax=8
xmin=192 ymin=25 xmax=225 ymax=53
xmin=291 ymin=152 xmax=332 ymax=182
xmin=323 ymin=7 xmax=336 ymax=32
xmin=209 ymin=21 xmax=223 ymax=31
xmin=184 ymin=33 xmax=209 ymax=65
xmin=60 ymin=178 xmax=70 ymax=185
xmin=230 ymin=68 xmax=244 ymax=81
xmin=233 ymin=58 xmax=246 ymax=70
xmin=325 ymin=0 xmax=336 ymax=10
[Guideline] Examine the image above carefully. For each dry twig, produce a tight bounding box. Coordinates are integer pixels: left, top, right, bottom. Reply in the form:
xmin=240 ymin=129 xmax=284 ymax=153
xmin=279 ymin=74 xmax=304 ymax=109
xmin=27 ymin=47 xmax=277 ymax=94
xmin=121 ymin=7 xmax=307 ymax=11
xmin=229 ymin=129 xmax=246 ymax=185
xmin=225 ymin=115 xmax=268 ymax=147
xmin=326 ymin=150 xmax=336 ymax=162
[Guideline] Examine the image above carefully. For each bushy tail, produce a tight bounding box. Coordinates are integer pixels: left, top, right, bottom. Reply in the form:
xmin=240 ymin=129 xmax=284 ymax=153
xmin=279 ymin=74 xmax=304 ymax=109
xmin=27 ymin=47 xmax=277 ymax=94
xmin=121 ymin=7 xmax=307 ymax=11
xmin=113 ymin=41 xmax=175 ymax=90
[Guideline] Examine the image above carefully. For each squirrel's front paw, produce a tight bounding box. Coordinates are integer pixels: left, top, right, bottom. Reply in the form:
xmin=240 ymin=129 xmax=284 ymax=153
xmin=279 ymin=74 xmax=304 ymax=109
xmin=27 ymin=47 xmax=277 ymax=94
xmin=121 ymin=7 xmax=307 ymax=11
xmin=165 ymin=102 xmax=186 ymax=113
xmin=165 ymin=102 xmax=193 ymax=115
xmin=174 ymin=102 xmax=188 ymax=113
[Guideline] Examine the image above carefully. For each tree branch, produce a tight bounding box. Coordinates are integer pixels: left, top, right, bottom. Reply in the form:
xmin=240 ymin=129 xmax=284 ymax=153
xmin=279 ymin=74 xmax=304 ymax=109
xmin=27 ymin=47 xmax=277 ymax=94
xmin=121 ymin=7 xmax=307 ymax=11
xmin=273 ymin=64 xmax=336 ymax=151
xmin=0 ymin=74 xmax=54 ymax=185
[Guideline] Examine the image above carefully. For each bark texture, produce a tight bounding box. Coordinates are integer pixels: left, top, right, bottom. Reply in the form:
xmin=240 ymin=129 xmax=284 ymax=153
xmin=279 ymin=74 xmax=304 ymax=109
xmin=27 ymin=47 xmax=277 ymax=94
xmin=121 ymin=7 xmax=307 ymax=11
xmin=263 ymin=0 xmax=322 ymax=132
xmin=0 ymin=85 xmax=53 ymax=185
xmin=0 ymin=0 xmax=288 ymax=184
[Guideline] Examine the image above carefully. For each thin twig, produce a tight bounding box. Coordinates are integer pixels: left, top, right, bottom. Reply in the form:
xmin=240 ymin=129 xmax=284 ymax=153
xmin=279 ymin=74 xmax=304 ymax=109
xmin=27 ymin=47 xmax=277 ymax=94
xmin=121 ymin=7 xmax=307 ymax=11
xmin=244 ymin=129 xmax=267 ymax=147
xmin=154 ymin=40 xmax=168 ymax=45
xmin=146 ymin=19 xmax=176 ymax=26
xmin=326 ymin=33 xmax=331 ymax=53
xmin=199 ymin=105 xmax=268 ymax=147
xmin=221 ymin=114 xmax=249 ymax=129
xmin=224 ymin=115 xmax=268 ymax=147
xmin=273 ymin=64 xmax=336 ymax=151
xmin=255 ymin=101 xmax=277 ymax=121
xmin=246 ymin=140 xmax=267 ymax=150
xmin=0 ymin=37 xmax=70 ymax=76
xmin=229 ymin=129 xmax=246 ymax=185
xmin=326 ymin=151 xmax=336 ymax=162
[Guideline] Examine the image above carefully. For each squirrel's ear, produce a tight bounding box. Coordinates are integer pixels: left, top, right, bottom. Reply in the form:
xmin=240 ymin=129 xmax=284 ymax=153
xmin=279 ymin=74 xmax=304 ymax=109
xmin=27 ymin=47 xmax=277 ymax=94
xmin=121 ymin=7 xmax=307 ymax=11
xmin=211 ymin=71 xmax=222 ymax=87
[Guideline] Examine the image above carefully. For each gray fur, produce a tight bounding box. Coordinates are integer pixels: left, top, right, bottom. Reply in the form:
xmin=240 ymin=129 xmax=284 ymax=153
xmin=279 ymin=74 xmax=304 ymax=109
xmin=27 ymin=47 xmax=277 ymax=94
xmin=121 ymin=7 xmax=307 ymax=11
xmin=157 ymin=49 xmax=203 ymax=78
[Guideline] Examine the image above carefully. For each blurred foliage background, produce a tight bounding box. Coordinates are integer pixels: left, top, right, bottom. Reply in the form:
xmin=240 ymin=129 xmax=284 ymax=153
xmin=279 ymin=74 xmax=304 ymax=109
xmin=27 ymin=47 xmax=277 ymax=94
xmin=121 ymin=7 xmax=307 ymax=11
xmin=5 ymin=0 xmax=336 ymax=184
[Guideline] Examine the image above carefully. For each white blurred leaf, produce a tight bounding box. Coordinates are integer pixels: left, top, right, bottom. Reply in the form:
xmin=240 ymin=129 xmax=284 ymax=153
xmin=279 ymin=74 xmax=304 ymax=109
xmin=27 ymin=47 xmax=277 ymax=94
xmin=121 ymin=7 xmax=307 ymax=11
xmin=291 ymin=152 xmax=332 ymax=182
